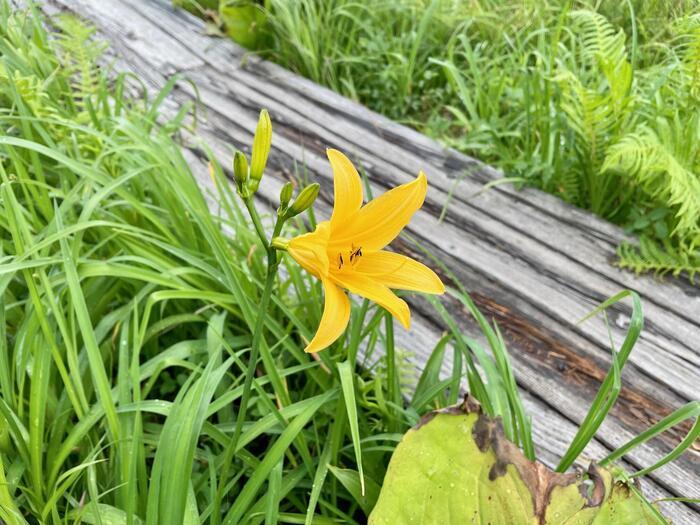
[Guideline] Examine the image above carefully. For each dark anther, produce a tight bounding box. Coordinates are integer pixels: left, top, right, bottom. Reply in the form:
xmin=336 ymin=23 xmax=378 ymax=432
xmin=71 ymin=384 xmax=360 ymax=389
xmin=349 ymin=246 xmax=362 ymax=263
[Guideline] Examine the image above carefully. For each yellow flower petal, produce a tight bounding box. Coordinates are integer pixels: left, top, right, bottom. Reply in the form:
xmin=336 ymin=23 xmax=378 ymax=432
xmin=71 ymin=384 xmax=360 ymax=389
xmin=288 ymin=221 xmax=330 ymax=278
xmin=305 ymin=278 xmax=351 ymax=353
xmin=331 ymin=272 xmax=410 ymax=329
xmin=288 ymin=150 xmax=440 ymax=352
xmin=327 ymin=149 xmax=363 ymax=229
xmin=356 ymin=251 xmax=445 ymax=294
xmin=331 ymin=171 xmax=427 ymax=252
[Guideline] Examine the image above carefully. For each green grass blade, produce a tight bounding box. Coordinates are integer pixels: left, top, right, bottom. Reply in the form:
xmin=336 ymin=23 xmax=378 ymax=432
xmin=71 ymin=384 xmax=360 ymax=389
xmin=337 ymin=361 xmax=365 ymax=496
xmin=146 ymin=354 xmax=234 ymax=524
xmin=264 ymin=459 xmax=283 ymax=525
xmin=601 ymin=401 xmax=700 ymax=469
xmin=327 ymin=466 xmax=380 ymax=517
xmin=556 ymin=290 xmax=643 ymax=472
xmin=223 ymin=390 xmax=336 ymax=525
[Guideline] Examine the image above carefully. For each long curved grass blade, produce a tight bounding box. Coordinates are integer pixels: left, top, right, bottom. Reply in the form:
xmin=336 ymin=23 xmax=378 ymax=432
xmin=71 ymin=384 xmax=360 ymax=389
xmin=337 ymin=360 xmax=365 ymax=496
xmin=601 ymin=401 xmax=700 ymax=468
xmin=556 ymin=290 xmax=643 ymax=472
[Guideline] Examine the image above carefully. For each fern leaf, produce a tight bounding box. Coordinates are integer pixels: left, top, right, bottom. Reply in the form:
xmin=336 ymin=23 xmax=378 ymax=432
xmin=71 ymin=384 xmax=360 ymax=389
xmin=570 ymin=10 xmax=627 ymax=72
xmin=603 ymin=126 xmax=700 ymax=236
xmin=618 ymin=236 xmax=699 ymax=282
xmin=53 ymin=14 xmax=106 ymax=112
xmin=675 ymin=14 xmax=700 ymax=102
xmin=555 ymin=9 xmax=637 ymax=205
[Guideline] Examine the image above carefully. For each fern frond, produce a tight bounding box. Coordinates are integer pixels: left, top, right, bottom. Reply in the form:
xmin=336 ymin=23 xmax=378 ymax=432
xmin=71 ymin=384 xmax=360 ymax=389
xmin=603 ymin=125 xmax=700 ymax=235
xmin=618 ymin=236 xmax=699 ymax=282
xmin=555 ymin=158 xmax=582 ymax=204
xmin=674 ymin=14 xmax=700 ymax=102
xmin=52 ymin=14 xmax=106 ymax=112
xmin=6 ymin=70 xmax=60 ymax=121
xmin=555 ymin=10 xmax=637 ymax=201
xmin=557 ymin=72 xmax=615 ymax=170
xmin=570 ymin=10 xmax=627 ymax=72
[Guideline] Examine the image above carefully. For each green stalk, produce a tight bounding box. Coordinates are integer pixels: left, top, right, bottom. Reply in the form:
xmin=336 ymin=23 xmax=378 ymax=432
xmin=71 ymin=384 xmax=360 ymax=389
xmin=232 ymin=258 xmax=278 ymax=448
xmin=211 ymin=198 xmax=284 ymax=525
xmin=385 ymin=313 xmax=401 ymax=432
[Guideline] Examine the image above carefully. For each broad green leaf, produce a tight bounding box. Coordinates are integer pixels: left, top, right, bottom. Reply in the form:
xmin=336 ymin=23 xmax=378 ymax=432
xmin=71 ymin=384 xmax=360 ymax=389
xmin=590 ymin=482 xmax=665 ymax=525
xmin=220 ymin=4 xmax=267 ymax=49
xmin=369 ymin=398 xmax=664 ymax=525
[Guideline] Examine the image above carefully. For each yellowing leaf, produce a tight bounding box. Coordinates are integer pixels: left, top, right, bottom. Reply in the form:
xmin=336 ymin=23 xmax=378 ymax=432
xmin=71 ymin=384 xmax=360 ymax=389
xmin=369 ymin=398 xmax=665 ymax=525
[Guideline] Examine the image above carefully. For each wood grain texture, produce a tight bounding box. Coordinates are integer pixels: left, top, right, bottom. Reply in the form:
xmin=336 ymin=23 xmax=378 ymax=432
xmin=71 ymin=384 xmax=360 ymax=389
xmin=37 ymin=0 xmax=700 ymax=522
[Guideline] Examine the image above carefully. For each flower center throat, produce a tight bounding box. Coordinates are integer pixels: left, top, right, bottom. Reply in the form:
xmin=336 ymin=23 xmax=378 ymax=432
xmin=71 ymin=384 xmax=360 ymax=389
xmin=336 ymin=244 xmax=363 ymax=271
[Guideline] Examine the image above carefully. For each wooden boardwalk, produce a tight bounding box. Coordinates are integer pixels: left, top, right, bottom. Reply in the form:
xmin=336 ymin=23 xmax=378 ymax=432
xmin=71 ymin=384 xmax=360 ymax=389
xmin=40 ymin=0 xmax=700 ymax=522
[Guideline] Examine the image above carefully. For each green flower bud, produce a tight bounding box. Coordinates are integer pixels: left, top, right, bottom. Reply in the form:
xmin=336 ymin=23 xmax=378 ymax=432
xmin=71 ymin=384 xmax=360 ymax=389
xmin=279 ymin=181 xmax=294 ymax=209
xmin=288 ymin=183 xmax=320 ymax=217
xmin=233 ymin=151 xmax=249 ymax=192
xmin=250 ymin=109 xmax=272 ymax=183
xmin=271 ymin=237 xmax=289 ymax=251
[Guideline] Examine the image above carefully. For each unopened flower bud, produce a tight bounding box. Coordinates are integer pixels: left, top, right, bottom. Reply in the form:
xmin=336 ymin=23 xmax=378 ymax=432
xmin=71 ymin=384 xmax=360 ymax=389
xmin=271 ymin=237 xmax=289 ymax=251
xmin=250 ymin=109 xmax=272 ymax=183
xmin=233 ymin=151 xmax=249 ymax=192
xmin=288 ymin=183 xmax=320 ymax=217
xmin=279 ymin=182 xmax=294 ymax=209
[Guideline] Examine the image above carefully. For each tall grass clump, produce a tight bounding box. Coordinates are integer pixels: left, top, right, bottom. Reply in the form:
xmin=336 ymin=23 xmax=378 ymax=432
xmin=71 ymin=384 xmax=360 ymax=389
xmin=180 ymin=0 xmax=700 ymax=280
xmin=1 ymin=3 xmax=698 ymax=524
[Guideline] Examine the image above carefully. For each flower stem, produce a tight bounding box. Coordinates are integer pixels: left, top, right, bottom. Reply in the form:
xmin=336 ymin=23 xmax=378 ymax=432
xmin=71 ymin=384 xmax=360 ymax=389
xmin=211 ymin=197 xmax=284 ymax=525
xmin=232 ymin=260 xmax=277 ymax=444
xmin=244 ymin=197 xmax=271 ymax=248
xmin=385 ymin=313 xmax=400 ymax=432
xmin=232 ymin=197 xmax=284 ymax=451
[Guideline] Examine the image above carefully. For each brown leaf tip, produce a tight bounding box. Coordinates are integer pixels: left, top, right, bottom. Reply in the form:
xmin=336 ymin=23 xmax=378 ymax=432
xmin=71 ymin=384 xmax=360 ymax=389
xmin=414 ymin=394 xmax=482 ymax=429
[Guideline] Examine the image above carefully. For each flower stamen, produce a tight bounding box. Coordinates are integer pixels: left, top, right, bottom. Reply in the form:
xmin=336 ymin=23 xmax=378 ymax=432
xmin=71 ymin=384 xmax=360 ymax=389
xmin=336 ymin=245 xmax=363 ymax=271
xmin=349 ymin=244 xmax=363 ymax=265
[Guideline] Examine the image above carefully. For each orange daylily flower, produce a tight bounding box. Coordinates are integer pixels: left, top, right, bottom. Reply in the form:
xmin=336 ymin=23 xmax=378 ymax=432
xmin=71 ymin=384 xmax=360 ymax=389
xmin=288 ymin=149 xmax=445 ymax=353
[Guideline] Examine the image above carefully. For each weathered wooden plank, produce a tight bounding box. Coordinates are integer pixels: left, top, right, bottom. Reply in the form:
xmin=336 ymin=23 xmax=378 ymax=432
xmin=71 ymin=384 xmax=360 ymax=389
xmin=93 ymin=0 xmax=698 ymax=327
xmin=38 ymin=0 xmax=700 ymax=522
